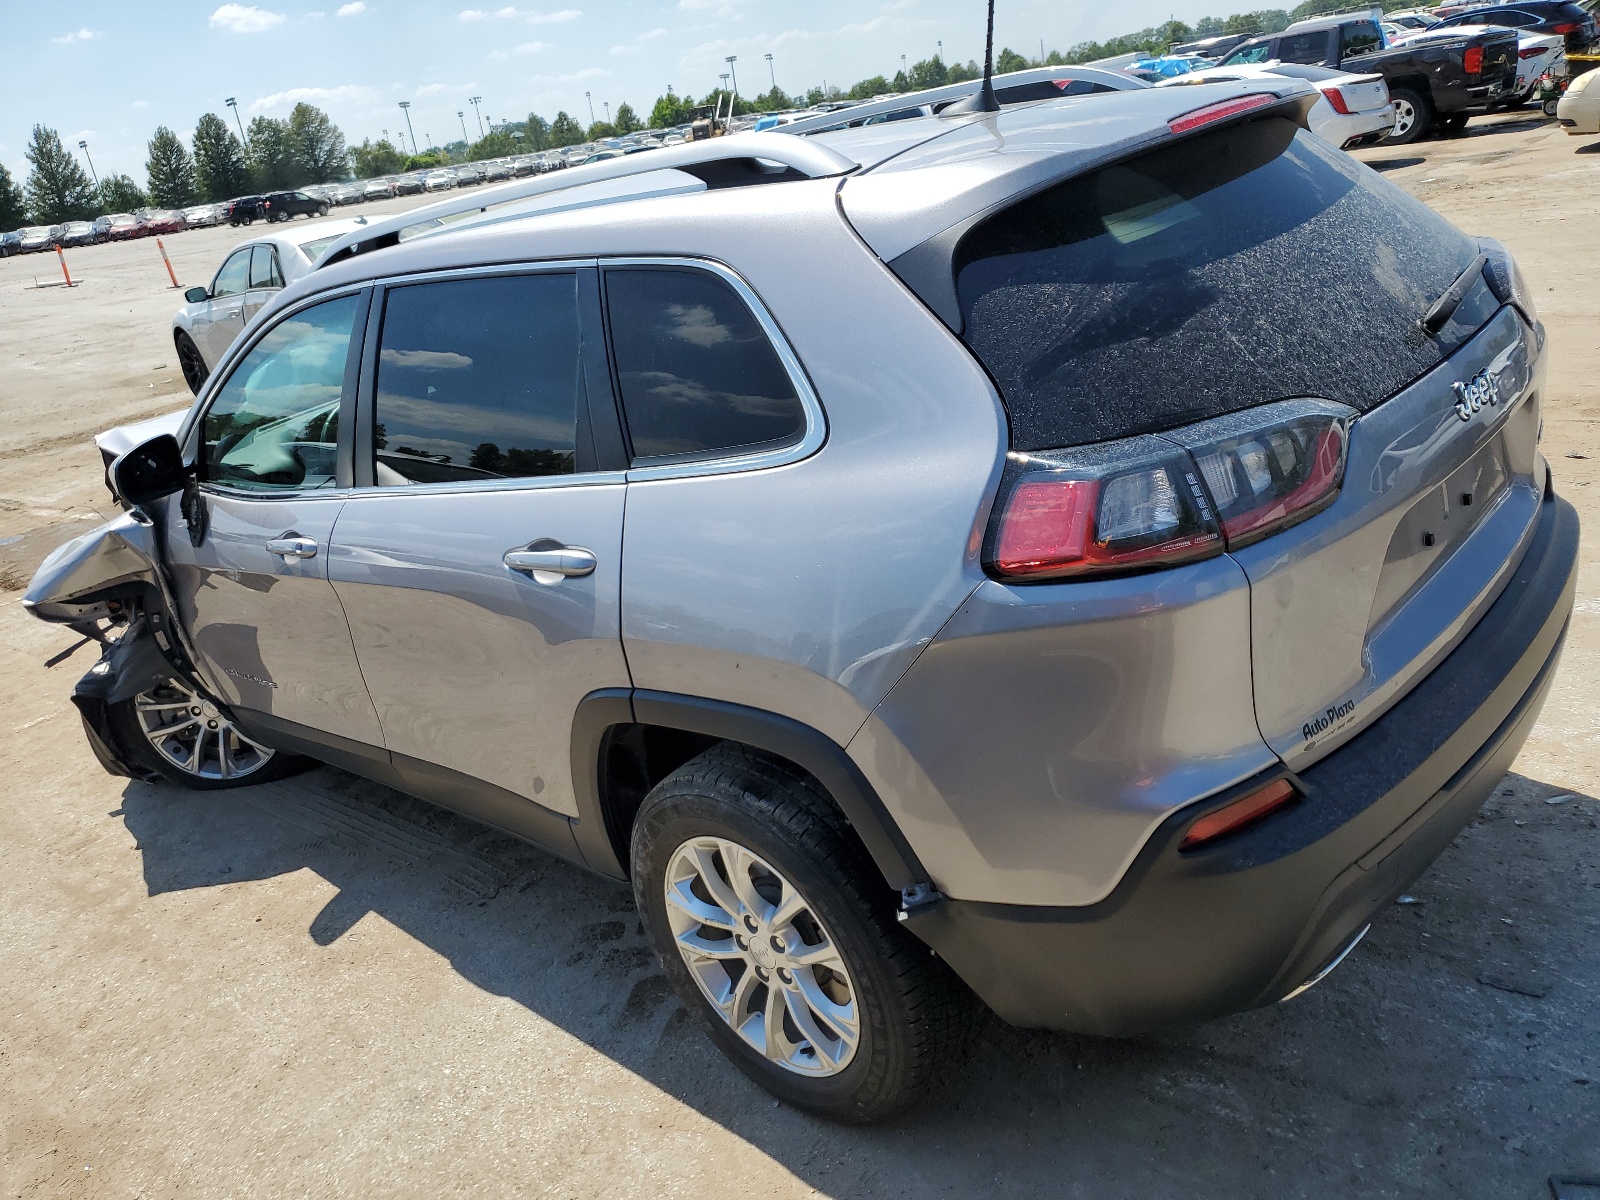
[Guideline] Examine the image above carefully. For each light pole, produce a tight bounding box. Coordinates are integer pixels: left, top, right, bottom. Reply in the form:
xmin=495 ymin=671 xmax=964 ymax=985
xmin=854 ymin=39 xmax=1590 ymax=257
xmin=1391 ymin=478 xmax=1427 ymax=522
xmin=459 ymin=110 xmax=470 ymax=145
xmin=719 ymin=73 xmax=729 ymax=101
xmin=77 ymin=140 xmax=99 ymax=187
xmin=937 ymin=39 xmax=943 ymax=61
xmin=469 ymin=95 xmax=484 ymax=138
xmin=585 ymin=90 xmax=595 ymax=125
xmin=225 ymin=96 xmax=247 ymax=144
xmin=901 ymin=53 xmax=907 ymax=77
xmin=765 ymin=52 xmax=775 ymax=93
xmin=603 ymin=101 xmax=611 ymax=125
xmin=725 ymin=54 xmax=739 ymax=105
xmin=399 ymin=101 xmax=417 ymax=159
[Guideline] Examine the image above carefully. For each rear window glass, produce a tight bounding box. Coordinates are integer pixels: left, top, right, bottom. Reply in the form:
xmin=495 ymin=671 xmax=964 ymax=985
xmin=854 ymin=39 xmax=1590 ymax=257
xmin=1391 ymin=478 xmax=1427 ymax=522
xmin=604 ymin=267 xmax=805 ymax=462
xmin=955 ymin=117 xmax=1495 ymax=450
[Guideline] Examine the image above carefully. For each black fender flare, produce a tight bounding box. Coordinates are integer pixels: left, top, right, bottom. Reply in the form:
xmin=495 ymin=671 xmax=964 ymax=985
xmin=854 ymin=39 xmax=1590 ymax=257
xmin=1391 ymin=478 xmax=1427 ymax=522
xmin=570 ymin=688 xmax=927 ymax=892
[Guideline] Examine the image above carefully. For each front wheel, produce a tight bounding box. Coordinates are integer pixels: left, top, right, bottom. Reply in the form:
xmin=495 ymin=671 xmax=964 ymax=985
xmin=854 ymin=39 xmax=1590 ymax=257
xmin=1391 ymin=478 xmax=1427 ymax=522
xmin=318 ymin=204 xmax=329 ymax=216
xmin=1543 ymin=97 xmax=1560 ymax=116
xmin=175 ymin=330 xmax=208 ymax=395
xmin=108 ymin=676 xmax=307 ymax=789
xmin=1385 ymin=87 xmax=1433 ymax=145
xmin=241 ymin=213 xmax=254 ymax=226
xmin=632 ymin=745 xmax=973 ymax=1123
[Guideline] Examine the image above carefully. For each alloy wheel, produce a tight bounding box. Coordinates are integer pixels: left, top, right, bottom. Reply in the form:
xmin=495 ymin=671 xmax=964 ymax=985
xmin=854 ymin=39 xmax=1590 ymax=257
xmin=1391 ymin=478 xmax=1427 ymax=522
xmin=664 ymin=835 xmax=860 ymax=1077
xmin=1391 ymin=98 xmax=1416 ymax=138
xmin=133 ymin=678 xmax=275 ymax=782
xmin=176 ymin=336 xmax=207 ymax=394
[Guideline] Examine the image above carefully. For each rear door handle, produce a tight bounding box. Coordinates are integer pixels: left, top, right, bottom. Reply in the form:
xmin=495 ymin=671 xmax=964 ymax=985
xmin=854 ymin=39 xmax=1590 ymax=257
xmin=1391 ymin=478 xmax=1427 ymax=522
xmin=503 ymin=544 xmax=597 ymax=581
xmin=266 ymin=535 xmax=318 ymax=560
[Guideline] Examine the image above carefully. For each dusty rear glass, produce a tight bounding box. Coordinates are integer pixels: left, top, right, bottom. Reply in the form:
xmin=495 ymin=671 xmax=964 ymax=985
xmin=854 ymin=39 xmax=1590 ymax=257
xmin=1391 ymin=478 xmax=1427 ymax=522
xmin=955 ymin=116 xmax=1499 ymax=451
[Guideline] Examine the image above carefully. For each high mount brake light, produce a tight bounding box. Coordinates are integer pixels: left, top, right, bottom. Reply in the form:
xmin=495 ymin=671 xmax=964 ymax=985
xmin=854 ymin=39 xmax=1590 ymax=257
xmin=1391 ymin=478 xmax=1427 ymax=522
xmin=986 ymin=401 xmax=1355 ymax=583
xmin=1167 ymin=92 xmax=1276 ymax=134
xmin=1322 ymin=86 xmax=1352 ymax=115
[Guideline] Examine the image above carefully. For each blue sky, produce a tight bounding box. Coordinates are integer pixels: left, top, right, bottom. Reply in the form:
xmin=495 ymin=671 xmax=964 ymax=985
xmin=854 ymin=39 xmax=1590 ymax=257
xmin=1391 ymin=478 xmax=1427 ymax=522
xmin=3 ymin=0 xmax=1226 ymax=183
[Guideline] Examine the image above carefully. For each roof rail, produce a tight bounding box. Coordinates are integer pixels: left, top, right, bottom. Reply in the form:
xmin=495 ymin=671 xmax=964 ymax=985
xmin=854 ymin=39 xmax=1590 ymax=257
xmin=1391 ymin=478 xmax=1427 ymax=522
xmin=313 ymin=132 xmax=856 ymax=270
xmin=777 ymin=66 xmax=1145 ymax=137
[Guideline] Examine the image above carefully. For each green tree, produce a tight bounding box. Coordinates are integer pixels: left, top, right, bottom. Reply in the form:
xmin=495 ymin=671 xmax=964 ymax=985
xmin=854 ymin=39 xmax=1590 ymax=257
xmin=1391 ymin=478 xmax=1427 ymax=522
xmin=524 ymin=113 xmax=551 ymax=150
xmin=193 ymin=113 xmax=251 ymax=201
xmin=892 ymin=69 xmax=910 ymax=91
xmin=947 ymin=60 xmax=980 ymax=83
xmin=995 ymin=47 xmax=1031 ymax=73
xmin=287 ymin=102 xmax=348 ymax=183
xmin=614 ymin=102 xmax=644 ymax=133
xmin=908 ymin=56 xmax=948 ymax=89
xmin=23 ymin=124 xmax=97 ymax=223
xmin=649 ymin=88 xmax=696 ymax=128
xmin=350 ymin=138 xmax=406 ymax=177
xmin=586 ymin=120 xmax=619 ymax=140
xmin=747 ymin=85 xmax=792 ymax=111
xmin=548 ymin=110 xmax=585 ymax=146
xmin=247 ymin=115 xmax=296 ymax=190
xmin=1224 ymin=8 xmax=1289 ymax=33
xmin=847 ymin=75 xmax=892 ymax=100
xmin=402 ymin=151 xmax=449 ymax=170
xmin=466 ymin=129 xmax=519 ymax=160
xmin=97 ymin=174 xmax=147 ymax=212
xmin=145 ymin=126 xmax=199 ymax=208
xmin=0 ymin=162 xmax=25 ymax=229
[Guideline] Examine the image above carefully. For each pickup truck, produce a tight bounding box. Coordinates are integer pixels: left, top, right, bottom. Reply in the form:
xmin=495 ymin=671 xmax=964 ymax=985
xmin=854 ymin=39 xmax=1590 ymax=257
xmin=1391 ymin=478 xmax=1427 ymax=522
xmin=1221 ymin=15 xmax=1520 ymax=142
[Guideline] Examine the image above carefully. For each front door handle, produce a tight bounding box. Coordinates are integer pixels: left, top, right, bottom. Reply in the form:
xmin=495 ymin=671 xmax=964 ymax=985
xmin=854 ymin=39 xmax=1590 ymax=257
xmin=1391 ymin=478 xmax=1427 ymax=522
xmin=503 ymin=543 xmax=597 ymax=582
xmin=266 ymin=535 xmax=318 ymax=560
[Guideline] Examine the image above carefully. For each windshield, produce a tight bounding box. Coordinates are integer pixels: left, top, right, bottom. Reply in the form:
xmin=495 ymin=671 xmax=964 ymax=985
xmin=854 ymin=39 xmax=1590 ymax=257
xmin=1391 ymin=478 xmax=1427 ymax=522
xmin=954 ymin=117 xmax=1498 ymax=450
xmin=296 ymin=234 xmax=345 ymax=262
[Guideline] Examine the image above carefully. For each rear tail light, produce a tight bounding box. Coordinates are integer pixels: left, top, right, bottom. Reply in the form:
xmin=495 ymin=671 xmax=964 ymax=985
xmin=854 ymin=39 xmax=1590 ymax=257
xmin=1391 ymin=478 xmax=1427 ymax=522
xmin=1519 ymin=46 xmax=1545 ymax=59
xmin=1322 ymin=86 xmax=1352 ymax=115
xmin=1181 ymin=778 xmax=1298 ymax=849
xmin=1550 ymin=21 xmax=1578 ymax=33
xmin=985 ymin=400 xmax=1355 ymax=582
xmin=1463 ymin=45 xmax=1484 ymax=74
xmin=1167 ymin=92 xmax=1277 ymax=134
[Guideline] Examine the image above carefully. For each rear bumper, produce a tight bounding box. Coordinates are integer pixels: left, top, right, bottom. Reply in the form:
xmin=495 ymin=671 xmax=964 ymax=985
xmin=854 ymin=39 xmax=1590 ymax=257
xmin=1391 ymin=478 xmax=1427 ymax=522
xmin=904 ymin=492 xmax=1578 ymax=1036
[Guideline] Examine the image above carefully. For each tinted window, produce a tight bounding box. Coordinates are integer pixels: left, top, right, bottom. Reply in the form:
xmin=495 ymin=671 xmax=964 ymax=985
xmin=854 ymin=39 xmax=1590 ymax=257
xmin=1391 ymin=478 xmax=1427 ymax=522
xmin=1279 ymin=28 xmax=1330 ymax=62
xmin=604 ymin=268 xmax=805 ymax=461
xmin=211 ymin=249 xmax=252 ymax=298
xmin=203 ymin=295 xmax=357 ymax=490
xmin=373 ymin=274 xmax=581 ymax=485
xmin=1341 ymin=20 xmax=1383 ymax=54
xmin=1223 ymin=41 xmax=1272 ymax=62
xmin=249 ymin=245 xmax=281 ymax=289
xmin=955 ymin=117 xmax=1493 ymax=450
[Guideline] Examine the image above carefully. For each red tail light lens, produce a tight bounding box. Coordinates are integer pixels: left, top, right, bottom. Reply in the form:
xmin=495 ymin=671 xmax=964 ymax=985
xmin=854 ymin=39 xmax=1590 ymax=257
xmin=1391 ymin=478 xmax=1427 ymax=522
xmin=1322 ymin=85 xmax=1352 ymax=115
xmin=1172 ymin=400 xmax=1352 ymax=550
xmin=1463 ymin=45 xmax=1484 ymax=74
xmin=1550 ymin=21 xmax=1578 ymax=33
xmin=1167 ymin=92 xmax=1277 ymax=135
xmin=988 ymin=440 xmax=1222 ymax=581
xmin=1519 ymin=46 xmax=1545 ymax=59
xmin=1181 ymin=778 xmax=1298 ymax=849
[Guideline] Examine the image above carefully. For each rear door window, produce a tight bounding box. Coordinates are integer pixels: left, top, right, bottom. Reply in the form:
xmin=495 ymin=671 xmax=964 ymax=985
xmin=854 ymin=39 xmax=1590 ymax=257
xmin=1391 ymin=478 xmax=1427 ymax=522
xmin=603 ymin=267 xmax=805 ymax=462
xmin=1340 ymin=20 xmax=1383 ymax=55
xmin=211 ymin=249 xmax=252 ymax=298
xmin=954 ymin=116 xmax=1494 ymax=450
xmin=249 ymin=245 xmax=282 ymax=289
xmin=371 ymin=273 xmax=582 ymax=485
xmin=1279 ymin=28 xmax=1331 ymax=62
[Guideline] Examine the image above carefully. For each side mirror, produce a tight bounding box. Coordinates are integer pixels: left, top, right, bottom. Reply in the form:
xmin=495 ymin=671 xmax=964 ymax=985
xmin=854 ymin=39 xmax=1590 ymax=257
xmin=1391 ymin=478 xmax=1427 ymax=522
xmin=184 ymin=285 xmax=209 ymax=303
xmin=111 ymin=434 xmax=189 ymax=508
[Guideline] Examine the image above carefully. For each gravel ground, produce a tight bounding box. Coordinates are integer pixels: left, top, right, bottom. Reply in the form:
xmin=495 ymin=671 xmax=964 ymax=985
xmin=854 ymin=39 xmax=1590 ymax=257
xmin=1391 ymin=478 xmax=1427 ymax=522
xmin=2 ymin=114 xmax=1598 ymax=1198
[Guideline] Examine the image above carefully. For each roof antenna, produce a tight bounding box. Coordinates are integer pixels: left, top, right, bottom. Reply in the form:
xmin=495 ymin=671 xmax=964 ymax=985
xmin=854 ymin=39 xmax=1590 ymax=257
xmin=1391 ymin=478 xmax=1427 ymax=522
xmin=946 ymin=0 xmax=1000 ymax=114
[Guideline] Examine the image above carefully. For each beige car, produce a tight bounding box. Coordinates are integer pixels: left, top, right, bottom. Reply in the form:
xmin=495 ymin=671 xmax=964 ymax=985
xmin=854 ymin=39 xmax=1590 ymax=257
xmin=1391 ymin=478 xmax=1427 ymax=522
xmin=1556 ymin=66 xmax=1600 ymax=133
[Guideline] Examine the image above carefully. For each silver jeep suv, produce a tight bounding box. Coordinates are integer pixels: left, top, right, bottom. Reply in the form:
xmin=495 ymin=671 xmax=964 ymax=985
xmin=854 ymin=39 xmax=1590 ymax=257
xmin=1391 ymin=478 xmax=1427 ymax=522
xmin=26 ymin=70 xmax=1578 ymax=1122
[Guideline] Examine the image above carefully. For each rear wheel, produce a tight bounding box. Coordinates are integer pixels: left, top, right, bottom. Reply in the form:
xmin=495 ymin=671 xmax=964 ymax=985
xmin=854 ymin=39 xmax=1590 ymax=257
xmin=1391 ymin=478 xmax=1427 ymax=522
xmin=632 ymin=745 xmax=974 ymax=1123
xmin=108 ymin=676 xmax=307 ymax=790
xmin=175 ymin=331 xmax=208 ymax=395
xmin=318 ymin=204 xmax=329 ymax=217
xmin=1438 ymin=111 xmax=1470 ymax=136
xmin=1543 ymin=96 xmax=1560 ymax=116
xmin=1385 ymin=87 xmax=1433 ymax=145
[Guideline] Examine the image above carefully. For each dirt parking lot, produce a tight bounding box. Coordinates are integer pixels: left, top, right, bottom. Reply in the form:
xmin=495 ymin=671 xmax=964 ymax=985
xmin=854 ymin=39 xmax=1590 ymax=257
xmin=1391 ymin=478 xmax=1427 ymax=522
xmin=2 ymin=116 xmax=1598 ymax=1198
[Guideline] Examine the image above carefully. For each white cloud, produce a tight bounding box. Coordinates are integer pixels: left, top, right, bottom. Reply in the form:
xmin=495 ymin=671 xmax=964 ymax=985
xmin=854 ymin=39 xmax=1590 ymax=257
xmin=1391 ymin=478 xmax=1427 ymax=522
xmin=462 ymin=4 xmax=578 ymax=17
xmin=250 ymin=84 xmax=375 ymax=111
xmin=210 ymin=4 xmax=287 ymax=33
xmin=528 ymin=67 xmax=607 ymax=83
xmin=415 ymin=82 xmax=477 ymax=96
xmin=51 ymin=28 xmax=99 ymax=44
xmin=458 ymin=7 xmax=487 ymax=17
xmin=131 ymin=100 xmax=151 ymax=109
xmin=528 ymin=8 xmax=581 ymax=21
xmin=336 ymin=1 xmax=366 ymax=13
xmin=489 ymin=40 xmax=547 ymax=58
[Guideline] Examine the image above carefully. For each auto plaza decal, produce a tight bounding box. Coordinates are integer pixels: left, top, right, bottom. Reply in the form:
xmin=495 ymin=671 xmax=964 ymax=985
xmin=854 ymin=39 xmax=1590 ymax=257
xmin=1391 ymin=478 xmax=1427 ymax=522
xmin=1303 ymin=698 xmax=1357 ymax=743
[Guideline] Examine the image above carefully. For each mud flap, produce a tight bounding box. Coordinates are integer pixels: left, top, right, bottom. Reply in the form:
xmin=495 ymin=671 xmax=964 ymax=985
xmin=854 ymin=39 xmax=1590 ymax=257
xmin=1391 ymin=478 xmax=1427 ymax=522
xmin=68 ymin=619 xmax=184 ymax=783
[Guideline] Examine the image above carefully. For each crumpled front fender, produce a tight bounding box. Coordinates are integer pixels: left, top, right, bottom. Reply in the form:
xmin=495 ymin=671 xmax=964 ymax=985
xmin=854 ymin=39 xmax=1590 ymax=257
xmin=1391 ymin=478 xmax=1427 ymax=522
xmin=23 ymin=511 xmax=162 ymax=624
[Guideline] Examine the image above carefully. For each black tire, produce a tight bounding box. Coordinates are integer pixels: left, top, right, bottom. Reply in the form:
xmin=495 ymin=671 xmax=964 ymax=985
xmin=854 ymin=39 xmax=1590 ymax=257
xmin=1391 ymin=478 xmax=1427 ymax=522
xmin=318 ymin=204 xmax=329 ymax=217
xmin=1385 ymin=87 xmax=1433 ymax=145
xmin=174 ymin=331 xmax=208 ymax=395
xmin=241 ymin=213 xmax=254 ymax=226
xmin=1543 ymin=97 xmax=1560 ymax=117
xmin=1439 ymin=111 xmax=1470 ymax=136
xmin=107 ymin=677 xmax=310 ymax=791
xmin=632 ymin=744 xmax=974 ymax=1123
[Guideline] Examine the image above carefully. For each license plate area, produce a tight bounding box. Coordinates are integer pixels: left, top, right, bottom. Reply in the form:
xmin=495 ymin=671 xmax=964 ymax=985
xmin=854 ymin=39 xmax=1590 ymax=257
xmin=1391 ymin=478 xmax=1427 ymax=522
xmin=1369 ymin=432 xmax=1511 ymax=629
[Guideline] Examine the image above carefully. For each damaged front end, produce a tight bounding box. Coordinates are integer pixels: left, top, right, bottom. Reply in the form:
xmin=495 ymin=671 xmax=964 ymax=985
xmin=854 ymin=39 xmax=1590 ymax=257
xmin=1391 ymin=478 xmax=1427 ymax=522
xmin=24 ymin=511 xmax=202 ymax=781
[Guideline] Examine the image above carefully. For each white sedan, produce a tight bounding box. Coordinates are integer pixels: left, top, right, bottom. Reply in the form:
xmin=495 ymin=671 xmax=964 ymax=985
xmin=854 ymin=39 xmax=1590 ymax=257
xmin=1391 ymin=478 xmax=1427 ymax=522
xmin=170 ymin=218 xmax=371 ymax=393
xmin=1557 ymin=66 xmax=1600 ymax=134
xmin=1159 ymin=62 xmax=1395 ymax=148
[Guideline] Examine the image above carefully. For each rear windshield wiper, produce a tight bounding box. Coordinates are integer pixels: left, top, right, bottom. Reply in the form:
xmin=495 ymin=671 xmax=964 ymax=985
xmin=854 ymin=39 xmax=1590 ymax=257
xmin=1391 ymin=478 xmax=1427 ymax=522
xmin=1420 ymin=253 xmax=1488 ymax=336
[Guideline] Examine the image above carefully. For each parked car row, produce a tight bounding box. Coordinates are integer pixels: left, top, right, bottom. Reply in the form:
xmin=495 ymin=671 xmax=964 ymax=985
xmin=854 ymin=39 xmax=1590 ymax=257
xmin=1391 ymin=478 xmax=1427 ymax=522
xmin=0 ymin=209 xmax=202 ymax=255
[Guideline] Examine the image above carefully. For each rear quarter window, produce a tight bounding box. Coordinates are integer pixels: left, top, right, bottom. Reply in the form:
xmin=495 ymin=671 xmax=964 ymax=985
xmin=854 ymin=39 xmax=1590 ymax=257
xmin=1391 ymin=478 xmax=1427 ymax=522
xmin=954 ymin=115 xmax=1496 ymax=451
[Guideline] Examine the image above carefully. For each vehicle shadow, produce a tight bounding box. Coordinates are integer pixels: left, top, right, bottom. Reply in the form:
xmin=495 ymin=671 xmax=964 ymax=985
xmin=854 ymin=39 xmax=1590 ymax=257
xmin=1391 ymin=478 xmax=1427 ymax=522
xmin=119 ymin=765 xmax=1600 ymax=1198
xmin=1364 ymin=155 xmax=1428 ymax=171
xmin=1575 ymin=140 xmax=1600 ymax=154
